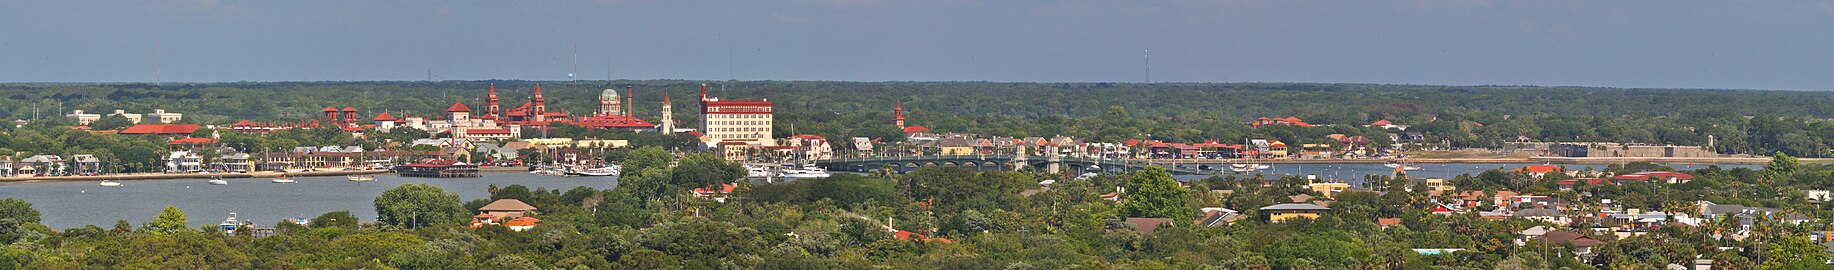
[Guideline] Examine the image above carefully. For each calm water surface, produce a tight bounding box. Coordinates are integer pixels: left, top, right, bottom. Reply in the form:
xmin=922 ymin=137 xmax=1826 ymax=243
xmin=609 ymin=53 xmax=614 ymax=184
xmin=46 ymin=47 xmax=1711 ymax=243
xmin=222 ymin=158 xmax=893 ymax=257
xmin=0 ymin=173 xmax=616 ymax=228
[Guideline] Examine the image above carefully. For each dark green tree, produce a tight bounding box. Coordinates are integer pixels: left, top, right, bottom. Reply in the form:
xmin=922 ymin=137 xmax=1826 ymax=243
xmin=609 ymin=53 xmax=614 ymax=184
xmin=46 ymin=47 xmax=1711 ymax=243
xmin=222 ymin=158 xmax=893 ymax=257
xmin=621 ymin=146 xmax=673 ymax=175
xmin=373 ymin=183 xmax=465 ymax=229
xmin=1123 ymin=166 xmax=1195 ymax=219
xmin=670 ymin=153 xmax=746 ymax=190
xmin=310 ymin=211 xmax=359 ymax=230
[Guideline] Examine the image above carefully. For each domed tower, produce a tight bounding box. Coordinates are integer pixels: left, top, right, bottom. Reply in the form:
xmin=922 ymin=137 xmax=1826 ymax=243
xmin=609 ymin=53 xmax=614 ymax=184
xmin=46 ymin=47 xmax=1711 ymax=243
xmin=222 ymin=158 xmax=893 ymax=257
xmin=599 ymin=88 xmax=622 ymax=116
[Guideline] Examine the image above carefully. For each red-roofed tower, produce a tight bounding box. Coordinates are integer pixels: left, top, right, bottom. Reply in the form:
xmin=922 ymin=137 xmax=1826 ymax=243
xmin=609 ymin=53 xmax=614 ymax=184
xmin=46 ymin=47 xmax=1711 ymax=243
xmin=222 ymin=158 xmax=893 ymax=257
xmin=486 ymin=84 xmax=501 ymax=119
xmin=894 ymin=102 xmax=906 ymax=129
xmin=532 ymin=84 xmax=547 ymax=123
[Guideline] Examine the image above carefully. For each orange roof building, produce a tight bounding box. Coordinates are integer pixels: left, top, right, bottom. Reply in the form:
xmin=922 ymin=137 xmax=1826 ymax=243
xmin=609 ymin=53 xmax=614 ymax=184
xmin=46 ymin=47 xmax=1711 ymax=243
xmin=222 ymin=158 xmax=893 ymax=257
xmin=121 ymin=124 xmax=202 ymax=135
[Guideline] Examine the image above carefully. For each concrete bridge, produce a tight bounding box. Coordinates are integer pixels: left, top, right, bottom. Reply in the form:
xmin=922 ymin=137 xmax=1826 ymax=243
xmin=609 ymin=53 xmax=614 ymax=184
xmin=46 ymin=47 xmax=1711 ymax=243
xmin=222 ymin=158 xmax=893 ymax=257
xmin=810 ymin=155 xmax=1216 ymax=175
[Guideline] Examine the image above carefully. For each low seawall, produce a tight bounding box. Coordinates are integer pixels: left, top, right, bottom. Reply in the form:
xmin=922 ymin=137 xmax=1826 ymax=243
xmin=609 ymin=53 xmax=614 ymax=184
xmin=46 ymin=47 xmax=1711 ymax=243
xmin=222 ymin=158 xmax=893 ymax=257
xmin=0 ymin=169 xmax=390 ymax=182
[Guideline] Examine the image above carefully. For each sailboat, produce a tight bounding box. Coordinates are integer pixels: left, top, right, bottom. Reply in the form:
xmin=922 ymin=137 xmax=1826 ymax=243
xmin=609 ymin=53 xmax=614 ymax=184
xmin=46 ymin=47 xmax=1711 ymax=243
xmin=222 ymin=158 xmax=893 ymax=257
xmin=1384 ymin=158 xmax=1422 ymax=171
xmin=346 ymin=174 xmax=376 ymax=182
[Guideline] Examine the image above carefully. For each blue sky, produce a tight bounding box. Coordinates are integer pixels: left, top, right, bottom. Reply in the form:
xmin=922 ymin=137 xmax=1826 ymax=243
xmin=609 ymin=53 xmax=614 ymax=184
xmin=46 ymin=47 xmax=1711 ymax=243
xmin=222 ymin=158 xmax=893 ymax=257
xmin=2 ymin=0 xmax=1832 ymax=90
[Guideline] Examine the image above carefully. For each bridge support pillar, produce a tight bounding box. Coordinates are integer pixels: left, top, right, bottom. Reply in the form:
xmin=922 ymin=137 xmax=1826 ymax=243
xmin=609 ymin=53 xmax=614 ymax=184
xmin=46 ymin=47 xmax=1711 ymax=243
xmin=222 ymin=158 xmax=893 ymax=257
xmin=1047 ymin=155 xmax=1062 ymax=174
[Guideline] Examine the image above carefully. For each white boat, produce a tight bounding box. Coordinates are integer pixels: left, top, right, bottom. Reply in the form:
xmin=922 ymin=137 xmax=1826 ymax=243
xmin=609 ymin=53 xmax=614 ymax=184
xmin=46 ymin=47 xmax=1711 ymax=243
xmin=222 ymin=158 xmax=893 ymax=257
xmin=98 ymin=180 xmax=123 ymax=187
xmin=576 ymin=166 xmax=620 ymax=177
xmin=219 ymin=213 xmax=240 ymax=232
xmin=778 ymin=165 xmax=831 ymax=179
xmin=271 ymin=176 xmax=295 ymax=184
xmin=1229 ymin=164 xmax=1259 ymax=173
xmin=208 ymin=177 xmax=229 ymax=185
xmin=1385 ymin=161 xmax=1422 ymax=171
xmin=746 ymin=166 xmax=772 ymax=178
xmin=346 ymin=175 xmax=376 ymax=182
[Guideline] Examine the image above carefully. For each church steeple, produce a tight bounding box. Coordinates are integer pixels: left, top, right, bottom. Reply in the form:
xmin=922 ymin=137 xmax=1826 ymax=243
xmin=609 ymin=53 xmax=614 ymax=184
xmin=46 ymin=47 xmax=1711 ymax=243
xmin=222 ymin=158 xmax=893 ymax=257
xmin=661 ymin=94 xmax=674 ymax=132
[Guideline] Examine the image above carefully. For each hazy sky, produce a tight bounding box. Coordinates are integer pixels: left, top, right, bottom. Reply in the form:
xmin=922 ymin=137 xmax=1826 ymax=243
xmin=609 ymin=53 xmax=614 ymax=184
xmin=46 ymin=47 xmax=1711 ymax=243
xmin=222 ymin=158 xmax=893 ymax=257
xmin=3 ymin=0 xmax=1832 ymax=90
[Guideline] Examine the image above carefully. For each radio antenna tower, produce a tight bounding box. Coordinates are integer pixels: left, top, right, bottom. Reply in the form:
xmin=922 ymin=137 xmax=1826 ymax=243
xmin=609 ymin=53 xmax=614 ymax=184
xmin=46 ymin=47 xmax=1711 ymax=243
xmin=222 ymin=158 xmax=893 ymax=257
xmin=1143 ymin=49 xmax=1151 ymax=84
xmin=570 ymin=44 xmax=579 ymax=81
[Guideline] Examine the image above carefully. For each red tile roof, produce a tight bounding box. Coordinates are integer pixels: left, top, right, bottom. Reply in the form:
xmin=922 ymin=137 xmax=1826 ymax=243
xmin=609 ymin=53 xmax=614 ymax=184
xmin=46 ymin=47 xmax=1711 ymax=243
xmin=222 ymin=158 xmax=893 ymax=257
xmin=447 ymin=102 xmax=472 ymax=112
xmin=1371 ymin=119 xmax=1392 ymax=126
xmin=342 ymin=107 xmax=357 ymax=112
xmin=574 ymin=115 xmax=654 ymax=129
xmin=322 ymin=107 xmax=338 ymax=112
xmin=902 ymin=126 xmax=930 ymax=133
xmin=466 ymin=128 xmax=512 ymax=135
xmin=693 ymin=183 xmax=738 ymax=195
xmin=503 ymin=216 xmax=540 ymax=227
xmin=372 ymin=112 xmax=396 ymax=122
xmin=1557 ymin=178 xmax=1615 ymax=186
xmin=121 ymin=124 xmax=202 ymax=135
xmin=168 ymin=137 xmax=217 ymax=145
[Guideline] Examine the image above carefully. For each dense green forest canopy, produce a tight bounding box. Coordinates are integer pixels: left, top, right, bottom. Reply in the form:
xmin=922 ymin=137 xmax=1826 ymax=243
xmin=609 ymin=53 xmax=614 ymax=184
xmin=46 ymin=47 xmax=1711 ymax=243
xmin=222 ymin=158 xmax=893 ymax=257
xmin=3 ymin=154 xmax=1833 ymax=269
xmin=4 ymin=81 xmax=1832 ymax=156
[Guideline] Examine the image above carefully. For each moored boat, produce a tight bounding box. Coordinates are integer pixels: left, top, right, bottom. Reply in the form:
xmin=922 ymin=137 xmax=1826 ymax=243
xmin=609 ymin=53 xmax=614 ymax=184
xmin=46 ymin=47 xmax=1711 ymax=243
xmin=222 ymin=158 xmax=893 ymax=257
xmin=346 ymin=175 xmax=376 ymax=182
xmin=208 ymin=177 xmax=229 ymax=185
xmin=575 ymin=166 xmax=620 ymax=177
xmin=98 ymin=180 xmax=123 ymax=187
xmin=778 ymin=165 xmax=832 ymax=179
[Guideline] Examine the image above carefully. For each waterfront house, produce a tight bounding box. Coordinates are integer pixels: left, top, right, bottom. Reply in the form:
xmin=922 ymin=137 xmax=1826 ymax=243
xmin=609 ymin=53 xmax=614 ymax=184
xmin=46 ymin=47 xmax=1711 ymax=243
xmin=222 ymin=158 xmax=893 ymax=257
xmin=474 ymin=144 xmax=520 ymax=162
xmin=71 ymin=155 xmax=100 ymax=175
xmin=479 ymin=199 xmax=538 ymax=220
xmin=257 ymin=152 xmax=296 ymax=171
xmin=165 ymin=151 xmax=203 ymax=173
xmin=20 ymin=155 xmax=68 ymax=176
xmin=218 ymin=153 xmax=253 ymax=173
xmin=1260 ymin=203 xmax=1330 ymax=223
xmin=0 ymin=157 xmax=13 ymax=176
